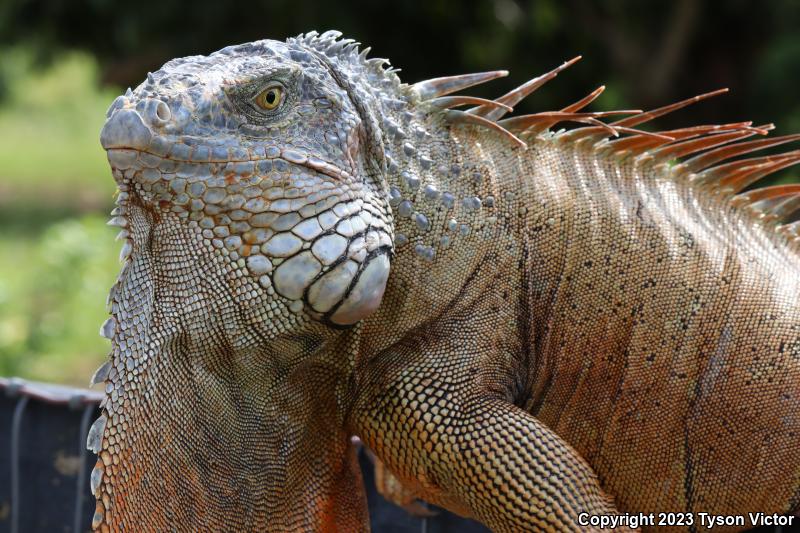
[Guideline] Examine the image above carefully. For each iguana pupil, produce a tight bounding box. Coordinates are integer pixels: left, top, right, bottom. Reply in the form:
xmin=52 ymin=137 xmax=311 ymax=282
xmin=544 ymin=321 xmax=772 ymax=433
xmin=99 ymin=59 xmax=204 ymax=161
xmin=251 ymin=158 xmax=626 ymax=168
xmin=256 ymin=86 xmax=281 ymax=109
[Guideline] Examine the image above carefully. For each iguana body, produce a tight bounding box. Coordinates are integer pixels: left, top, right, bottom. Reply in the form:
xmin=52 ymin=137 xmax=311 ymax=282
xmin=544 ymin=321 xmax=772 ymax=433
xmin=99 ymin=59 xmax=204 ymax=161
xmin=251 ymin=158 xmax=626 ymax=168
xmin=91 ymin=31 xmax=800 ymax=532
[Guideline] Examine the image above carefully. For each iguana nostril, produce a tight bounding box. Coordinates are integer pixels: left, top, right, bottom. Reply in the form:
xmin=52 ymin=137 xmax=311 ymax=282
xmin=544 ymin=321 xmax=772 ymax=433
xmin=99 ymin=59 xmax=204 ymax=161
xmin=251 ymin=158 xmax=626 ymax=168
xmin=151 ymin=100 xmax=171 ymax=125
xmin=144 ymin=100 xmax=172 ymax=127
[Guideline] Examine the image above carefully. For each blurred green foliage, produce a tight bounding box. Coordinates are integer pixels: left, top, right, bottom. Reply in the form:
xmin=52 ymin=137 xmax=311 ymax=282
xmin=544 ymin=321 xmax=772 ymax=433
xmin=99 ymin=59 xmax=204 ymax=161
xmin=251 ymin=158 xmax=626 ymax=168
xmin=0 ymin=215 xmax=117 ymax=384
xmin=0 ymin=49 xmax=117 ymax=385
xmin=0 ymin=0 xmax=797 ymax=385
xmin=0 ymin=47 xmax=117 ymax=199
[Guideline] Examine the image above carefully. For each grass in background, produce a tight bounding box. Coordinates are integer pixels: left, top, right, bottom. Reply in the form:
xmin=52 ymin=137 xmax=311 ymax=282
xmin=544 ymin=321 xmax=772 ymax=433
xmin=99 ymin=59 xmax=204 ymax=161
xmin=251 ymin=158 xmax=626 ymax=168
xmin=0 ymin=48 xmax=119 ymax=385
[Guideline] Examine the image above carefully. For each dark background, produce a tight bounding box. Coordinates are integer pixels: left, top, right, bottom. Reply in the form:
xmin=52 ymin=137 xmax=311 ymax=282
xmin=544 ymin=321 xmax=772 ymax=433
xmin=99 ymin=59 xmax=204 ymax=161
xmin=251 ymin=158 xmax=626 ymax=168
xmin=3 ymin=0 xmax=799 ymax=129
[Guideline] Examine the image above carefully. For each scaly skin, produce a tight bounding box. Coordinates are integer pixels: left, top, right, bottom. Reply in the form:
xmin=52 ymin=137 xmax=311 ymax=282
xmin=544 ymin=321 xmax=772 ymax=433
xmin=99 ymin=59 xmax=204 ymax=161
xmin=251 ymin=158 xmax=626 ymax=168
xmin=90 ymin=31 xmax=800 ymax=532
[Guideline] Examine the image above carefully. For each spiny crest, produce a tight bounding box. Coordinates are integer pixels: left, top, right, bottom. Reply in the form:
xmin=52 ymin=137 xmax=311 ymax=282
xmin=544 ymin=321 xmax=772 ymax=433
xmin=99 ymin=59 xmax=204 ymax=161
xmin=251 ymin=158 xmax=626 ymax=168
xmin=407 ymin=57 xmax=800 ymax=244
xmin=289 ymin=32 xmax=800 ymax=241
xmin=290 ymin=30 xmax=403 ymax=91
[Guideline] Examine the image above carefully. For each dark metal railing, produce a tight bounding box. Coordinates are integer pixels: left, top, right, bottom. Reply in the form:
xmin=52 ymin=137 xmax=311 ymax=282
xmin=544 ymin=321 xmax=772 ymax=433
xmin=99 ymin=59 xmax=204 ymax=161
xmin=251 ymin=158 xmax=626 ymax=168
xmin=2 ymin=378 xmax=102 ymax=533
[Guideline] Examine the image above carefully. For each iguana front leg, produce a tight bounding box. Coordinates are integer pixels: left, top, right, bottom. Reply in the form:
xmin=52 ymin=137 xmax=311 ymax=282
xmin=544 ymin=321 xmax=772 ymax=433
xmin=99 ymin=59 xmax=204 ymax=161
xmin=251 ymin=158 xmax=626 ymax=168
xmin=350 ymin=344 xmax=633 ymax=532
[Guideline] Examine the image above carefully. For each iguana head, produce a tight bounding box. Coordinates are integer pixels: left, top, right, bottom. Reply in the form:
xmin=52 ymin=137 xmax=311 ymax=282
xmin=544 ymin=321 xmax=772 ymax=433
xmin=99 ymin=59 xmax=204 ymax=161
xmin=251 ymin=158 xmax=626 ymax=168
xmin=101 ymin=32 xmax=395 ymax=335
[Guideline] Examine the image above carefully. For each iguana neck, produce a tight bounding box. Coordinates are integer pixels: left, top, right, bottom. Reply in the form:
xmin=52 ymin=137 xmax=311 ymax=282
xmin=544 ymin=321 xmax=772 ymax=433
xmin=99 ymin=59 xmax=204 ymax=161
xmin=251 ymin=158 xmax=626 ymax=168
xmin=360 ymin=116 xmax=528 ymax=356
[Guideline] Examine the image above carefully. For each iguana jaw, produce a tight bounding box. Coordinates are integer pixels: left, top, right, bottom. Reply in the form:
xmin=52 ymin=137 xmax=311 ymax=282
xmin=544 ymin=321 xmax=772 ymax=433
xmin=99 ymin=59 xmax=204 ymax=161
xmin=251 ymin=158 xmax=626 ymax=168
xmin=105 ymin=145 xmax=393 ymax=327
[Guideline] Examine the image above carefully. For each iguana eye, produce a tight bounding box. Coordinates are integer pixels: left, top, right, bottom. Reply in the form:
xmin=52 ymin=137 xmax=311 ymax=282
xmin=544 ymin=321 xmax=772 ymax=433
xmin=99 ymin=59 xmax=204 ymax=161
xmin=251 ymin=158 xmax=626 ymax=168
xmin=254 ymin=84 xmax=284 ymax=110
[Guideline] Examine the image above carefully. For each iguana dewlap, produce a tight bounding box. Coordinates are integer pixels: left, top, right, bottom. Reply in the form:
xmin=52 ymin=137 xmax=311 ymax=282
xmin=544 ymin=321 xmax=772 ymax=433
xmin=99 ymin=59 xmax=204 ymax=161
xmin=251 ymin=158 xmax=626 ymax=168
xmin=89 ymin=30 xmax=800 ymax=532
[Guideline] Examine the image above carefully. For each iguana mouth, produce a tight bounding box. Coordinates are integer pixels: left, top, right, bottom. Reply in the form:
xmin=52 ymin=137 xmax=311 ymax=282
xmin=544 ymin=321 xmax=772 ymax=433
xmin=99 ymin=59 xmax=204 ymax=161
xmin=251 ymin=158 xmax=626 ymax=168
xmin=105 ymin=146 xmax=358 ymax=185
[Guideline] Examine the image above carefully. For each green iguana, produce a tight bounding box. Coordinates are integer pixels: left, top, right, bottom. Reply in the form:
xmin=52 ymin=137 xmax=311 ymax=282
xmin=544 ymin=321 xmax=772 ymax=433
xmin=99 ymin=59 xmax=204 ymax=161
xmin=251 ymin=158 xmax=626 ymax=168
xmin=90 ymin=30 xmax=800 ymax=532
